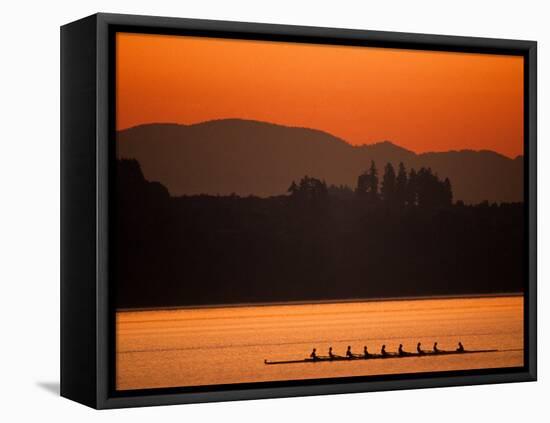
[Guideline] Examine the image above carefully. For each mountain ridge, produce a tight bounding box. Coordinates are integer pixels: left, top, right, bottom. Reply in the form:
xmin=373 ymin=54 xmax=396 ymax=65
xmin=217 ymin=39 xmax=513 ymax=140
xmin=117 ymin=119 xmax=523 ymax=204
xmin=121 ymin=118 xmax=521 ymax=159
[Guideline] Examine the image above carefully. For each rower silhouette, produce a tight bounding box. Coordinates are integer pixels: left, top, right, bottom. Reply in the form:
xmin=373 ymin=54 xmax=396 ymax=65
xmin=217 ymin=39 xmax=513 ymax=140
xmin=381 ymin=344 xmax=388 ymax=357
xmin=363 ymin=346 xmax=370 ymax=358
xmin=398 ymin=344 xmax=406 ymax=356
xmin=433 ymin=342 xmax=440 ymax=353
xmin=457 ymin=342 xmax=465 ymax=353
xmin=417 ymin=342 xmax=425 ymax=355
xmin=310 ymin=348 xmax=318 ymax=360
xmin=346 ymin=345 xmax=353 ymax=358
xmin=328 ymin=346 xmax=335 ymax=359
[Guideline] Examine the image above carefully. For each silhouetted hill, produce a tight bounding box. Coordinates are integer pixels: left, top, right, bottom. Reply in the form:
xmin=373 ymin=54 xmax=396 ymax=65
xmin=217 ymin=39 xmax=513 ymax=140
xmin=115 ymin=159 xmax=524 ymax=308
xmin=117 ymin=119 xmax=523 ymax=204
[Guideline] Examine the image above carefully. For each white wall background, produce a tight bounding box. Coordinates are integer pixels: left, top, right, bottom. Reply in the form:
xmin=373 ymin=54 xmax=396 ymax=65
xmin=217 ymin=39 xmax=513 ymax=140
xmin=0 ymin=0 xmax=546 ymax=420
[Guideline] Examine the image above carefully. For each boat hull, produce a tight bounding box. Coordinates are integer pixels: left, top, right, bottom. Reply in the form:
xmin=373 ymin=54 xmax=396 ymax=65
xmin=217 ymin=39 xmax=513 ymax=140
xmin=264 ymin=349 xmax=497 ymax=365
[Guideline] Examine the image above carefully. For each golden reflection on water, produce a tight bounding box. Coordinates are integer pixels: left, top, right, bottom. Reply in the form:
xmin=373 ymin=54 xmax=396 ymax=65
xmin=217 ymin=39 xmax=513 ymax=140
xmin=116 ymin=296 xmax=523 ymax=390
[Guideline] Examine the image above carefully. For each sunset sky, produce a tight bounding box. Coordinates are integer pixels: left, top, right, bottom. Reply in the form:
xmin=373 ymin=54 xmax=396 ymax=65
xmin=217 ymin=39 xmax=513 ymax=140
xmin=116 ymin=32 xmax=524 ymax=158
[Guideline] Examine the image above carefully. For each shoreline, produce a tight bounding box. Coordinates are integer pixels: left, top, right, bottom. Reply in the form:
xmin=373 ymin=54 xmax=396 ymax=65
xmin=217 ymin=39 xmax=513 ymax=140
xmin=116 ymin=292 xmax=523 ymax=313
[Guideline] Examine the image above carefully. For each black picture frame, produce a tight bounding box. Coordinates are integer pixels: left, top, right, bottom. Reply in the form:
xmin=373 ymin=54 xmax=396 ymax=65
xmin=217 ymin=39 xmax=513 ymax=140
xmin=60 ymin=12 xmax=537 ymax=409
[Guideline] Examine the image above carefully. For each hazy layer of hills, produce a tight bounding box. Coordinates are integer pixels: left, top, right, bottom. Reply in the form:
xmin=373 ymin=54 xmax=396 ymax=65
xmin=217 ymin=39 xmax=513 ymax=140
xmin=117 ymin=119 xmax=523 ymax=204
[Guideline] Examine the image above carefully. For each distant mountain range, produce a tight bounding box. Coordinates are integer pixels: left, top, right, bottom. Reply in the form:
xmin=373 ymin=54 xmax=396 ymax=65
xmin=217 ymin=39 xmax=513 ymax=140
xmin=117 ymin=119 xmax=523 ymax=204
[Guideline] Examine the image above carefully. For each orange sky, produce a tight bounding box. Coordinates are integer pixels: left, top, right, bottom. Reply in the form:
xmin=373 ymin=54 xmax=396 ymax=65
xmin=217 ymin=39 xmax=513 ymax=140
xmin=116 ymin=32 xmax=524 ymax=158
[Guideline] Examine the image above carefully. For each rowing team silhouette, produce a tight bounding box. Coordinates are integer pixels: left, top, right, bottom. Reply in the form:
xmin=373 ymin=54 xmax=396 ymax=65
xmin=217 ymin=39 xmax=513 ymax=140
xmin=309 ymin=342 xmax=465 ymax=360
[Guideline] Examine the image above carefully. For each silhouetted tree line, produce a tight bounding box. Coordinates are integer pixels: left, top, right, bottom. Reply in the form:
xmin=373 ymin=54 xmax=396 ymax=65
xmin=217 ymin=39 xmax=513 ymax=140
xmin=288 ymin=176 xmax=329 ymax=204
xmin=288 ymin=161 xmax=452 ymax=209
xmin=115 ymin=159 xmax=524 ymax=309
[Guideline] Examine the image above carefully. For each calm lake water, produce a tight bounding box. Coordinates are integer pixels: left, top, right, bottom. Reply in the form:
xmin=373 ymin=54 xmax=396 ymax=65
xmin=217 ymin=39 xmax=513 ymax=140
xmin=116 ymin=296 xmax=523 ymax=390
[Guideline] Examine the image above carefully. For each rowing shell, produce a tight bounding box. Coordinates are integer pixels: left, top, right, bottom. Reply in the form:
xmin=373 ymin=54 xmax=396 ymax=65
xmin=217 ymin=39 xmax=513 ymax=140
xmin=264 ymin=349 xmax=497 ymax=365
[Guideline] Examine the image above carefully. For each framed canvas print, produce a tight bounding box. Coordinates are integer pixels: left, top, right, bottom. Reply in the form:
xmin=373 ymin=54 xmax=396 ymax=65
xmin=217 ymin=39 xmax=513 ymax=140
xmin=60 ymin=13 xmax=537 ymax=409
